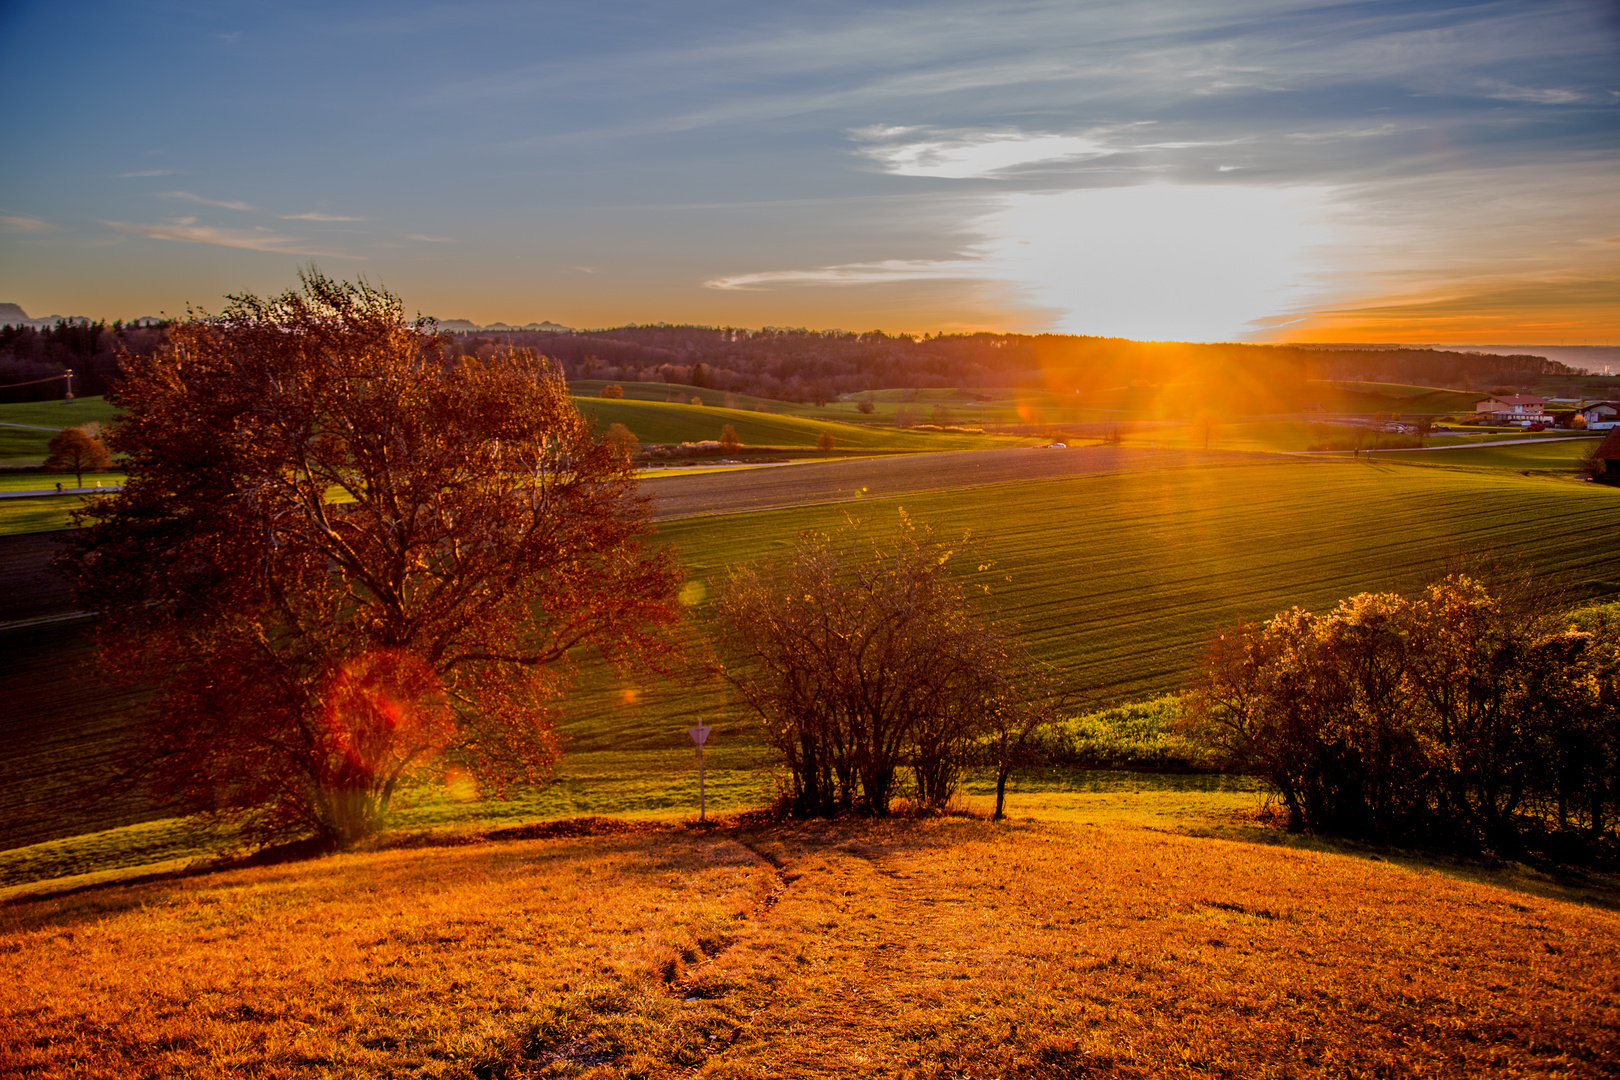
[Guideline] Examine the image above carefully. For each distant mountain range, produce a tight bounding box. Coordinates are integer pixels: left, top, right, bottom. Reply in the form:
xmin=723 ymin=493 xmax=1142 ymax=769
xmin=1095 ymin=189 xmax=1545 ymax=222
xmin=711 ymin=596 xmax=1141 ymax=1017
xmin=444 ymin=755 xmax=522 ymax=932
xmin=433 ymin=318 xmax=573 ymax=333
xmin=0 ymin=303 xmax=162 ymax=329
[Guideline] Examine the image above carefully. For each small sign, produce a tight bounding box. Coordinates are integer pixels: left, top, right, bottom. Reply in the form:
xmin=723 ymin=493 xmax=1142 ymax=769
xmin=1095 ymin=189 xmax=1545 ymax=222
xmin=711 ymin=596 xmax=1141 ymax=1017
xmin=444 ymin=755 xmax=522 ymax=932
xmin=686 ymin=723 xmax=714 ymax=821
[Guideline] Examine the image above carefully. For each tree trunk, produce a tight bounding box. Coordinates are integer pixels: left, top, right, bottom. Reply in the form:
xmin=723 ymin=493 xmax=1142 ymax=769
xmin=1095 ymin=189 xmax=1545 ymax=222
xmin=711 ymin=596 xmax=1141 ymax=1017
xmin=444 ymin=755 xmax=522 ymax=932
xmin=994 ymin=763 xmax=1010 ymax=821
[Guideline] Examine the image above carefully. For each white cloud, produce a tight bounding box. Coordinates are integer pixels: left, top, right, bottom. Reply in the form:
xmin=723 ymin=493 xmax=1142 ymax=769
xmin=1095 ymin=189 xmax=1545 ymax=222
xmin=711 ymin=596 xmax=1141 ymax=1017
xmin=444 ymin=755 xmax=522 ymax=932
xmin=102 ymin=220 xmax=355 ymax=257
xmin=706 ymin=258 xmax=981 ymax=291
xmin=1478 ymin=81 xmax=1584 ymax=105
xmin=406 ymin=234 xmax=456 ymax=243
xmin=156 ymin=191 xmax=257 ymax=211
xmin=115 ymin=169 xmax=177 ymax=178
xmin=282 ymin=211 xmax=366 ymax=221
xmin=852 ymin=128 xmax=1115 ymax=179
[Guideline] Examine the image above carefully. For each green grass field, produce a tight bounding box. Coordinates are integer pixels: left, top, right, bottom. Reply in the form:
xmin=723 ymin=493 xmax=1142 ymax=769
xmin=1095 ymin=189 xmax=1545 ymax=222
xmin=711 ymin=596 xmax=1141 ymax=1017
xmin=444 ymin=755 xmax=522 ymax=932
xmin=1309 ymin=380 xmax=1483 ymax=415
xmin=7 ymin=455 xmax=1619 ymax=890
xmin=1385 ymin=437 xmax=1602 ymax=471
xmin=0 ymin=396 xmax=120 ymax=464
xmin=571 ymin=396 xmax=1022 ymax=451
xmin=0 ymin=396 xmax=119 ymax=429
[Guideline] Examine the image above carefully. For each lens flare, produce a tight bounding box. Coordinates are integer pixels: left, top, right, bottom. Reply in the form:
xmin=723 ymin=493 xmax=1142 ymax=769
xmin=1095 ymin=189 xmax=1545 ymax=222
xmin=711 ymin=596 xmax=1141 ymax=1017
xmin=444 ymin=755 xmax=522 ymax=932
xmin=320 ymin=650 xmax=453 ymax=777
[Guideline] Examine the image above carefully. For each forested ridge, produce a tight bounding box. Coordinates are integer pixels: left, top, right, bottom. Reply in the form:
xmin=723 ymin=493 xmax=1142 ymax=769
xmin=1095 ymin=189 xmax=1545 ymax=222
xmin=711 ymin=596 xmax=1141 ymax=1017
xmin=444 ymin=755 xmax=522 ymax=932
xmin=0 ymin=320 xmax=168 ymax=401
xmin=2 ymin=316 xmax=1581 ymax=409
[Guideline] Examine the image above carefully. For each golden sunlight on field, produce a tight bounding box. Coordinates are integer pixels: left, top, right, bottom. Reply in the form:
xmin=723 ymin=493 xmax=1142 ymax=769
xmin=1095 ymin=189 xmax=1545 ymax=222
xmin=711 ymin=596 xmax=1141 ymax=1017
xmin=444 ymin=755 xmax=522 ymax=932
xmin=3 ymin=799 xmax=1616 ymax=1079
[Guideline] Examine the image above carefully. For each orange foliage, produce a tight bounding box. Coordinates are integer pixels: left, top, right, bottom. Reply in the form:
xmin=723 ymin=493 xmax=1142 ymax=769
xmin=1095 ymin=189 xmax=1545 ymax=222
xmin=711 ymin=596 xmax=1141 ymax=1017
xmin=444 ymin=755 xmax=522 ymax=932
xmin=58 ymin=272 xmax=685 ymax=849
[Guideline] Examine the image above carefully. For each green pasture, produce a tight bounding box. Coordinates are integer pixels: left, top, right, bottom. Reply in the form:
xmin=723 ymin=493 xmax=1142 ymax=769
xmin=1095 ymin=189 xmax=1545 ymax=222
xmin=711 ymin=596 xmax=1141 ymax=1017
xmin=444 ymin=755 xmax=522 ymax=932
xmin=1384 ymin=438 xmax=1603 ymax=472
xmin=0 ymin=396 xmax=119 ymax=430
xmin=5 ymin=455 xmax=1620 ymax=888
xmin=0 ymin=395 xmax=120 ymax=468
xmin=0 ymin=485 xmax=124 ymax=536
xmin=0 ymin=473 xmax=126 ymax=493
xmin=1310 ymin=380 xmax=1482 ymax=415
xmin=571 ymin=396 xmax=1025 ymax=451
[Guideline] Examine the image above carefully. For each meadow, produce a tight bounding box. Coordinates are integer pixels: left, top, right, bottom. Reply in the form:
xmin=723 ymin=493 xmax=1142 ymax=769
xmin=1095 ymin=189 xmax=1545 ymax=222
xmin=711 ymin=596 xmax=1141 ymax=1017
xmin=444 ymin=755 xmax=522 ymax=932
xmin=4 ymin=382 xmax=1620 ymax=1078
xmin=5 ymin=450 xmax=1619 ymax=892
xmin=3 ymin=805 xmax=1616 ymax=1078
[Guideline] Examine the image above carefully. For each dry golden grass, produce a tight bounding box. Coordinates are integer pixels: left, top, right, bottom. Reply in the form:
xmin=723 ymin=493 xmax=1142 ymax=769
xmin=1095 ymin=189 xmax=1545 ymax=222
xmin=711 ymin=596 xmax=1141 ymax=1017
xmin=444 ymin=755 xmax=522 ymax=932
xmin=3 ymin=797 xmax=1618 ymax=1078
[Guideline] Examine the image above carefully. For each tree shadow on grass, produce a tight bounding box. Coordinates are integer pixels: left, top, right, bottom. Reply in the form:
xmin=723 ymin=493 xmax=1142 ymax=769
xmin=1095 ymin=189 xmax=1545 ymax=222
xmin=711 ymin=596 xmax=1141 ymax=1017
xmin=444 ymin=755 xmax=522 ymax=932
xmin=1174 ymin=807 xmax=1620 ymax=912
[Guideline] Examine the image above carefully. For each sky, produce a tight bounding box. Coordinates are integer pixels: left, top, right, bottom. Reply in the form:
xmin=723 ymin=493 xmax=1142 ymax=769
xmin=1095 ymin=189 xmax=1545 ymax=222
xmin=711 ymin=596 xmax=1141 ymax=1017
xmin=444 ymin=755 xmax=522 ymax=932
xmin=1 ymin=0 xmax=1616 ymax=344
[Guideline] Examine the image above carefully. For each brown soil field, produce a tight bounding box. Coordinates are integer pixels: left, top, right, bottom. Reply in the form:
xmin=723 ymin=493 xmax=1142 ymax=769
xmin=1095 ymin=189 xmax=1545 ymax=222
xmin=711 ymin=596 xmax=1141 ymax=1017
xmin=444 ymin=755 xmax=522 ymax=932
xmin=0 ymin=530 xmax=73 ymax=624
xmin=3 ymin=803 xmax=1616 ymax=1079
xmin=641 ymin=445 xmax=1270 ymax=521
xmin=0 ymin=447 xmax=1279 ymax=626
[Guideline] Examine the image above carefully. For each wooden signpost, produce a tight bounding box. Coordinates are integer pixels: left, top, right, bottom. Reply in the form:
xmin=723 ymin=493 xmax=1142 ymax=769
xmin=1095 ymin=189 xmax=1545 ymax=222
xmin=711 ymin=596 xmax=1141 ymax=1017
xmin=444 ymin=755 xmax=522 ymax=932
xmin=686 ymin=723 xmax=712 ymax=821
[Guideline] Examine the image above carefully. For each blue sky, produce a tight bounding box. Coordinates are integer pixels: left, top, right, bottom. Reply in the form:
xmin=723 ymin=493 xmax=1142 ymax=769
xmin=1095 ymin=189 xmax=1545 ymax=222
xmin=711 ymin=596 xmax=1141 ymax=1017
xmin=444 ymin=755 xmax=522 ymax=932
xmin=1 ymin=0 xmax=1615 ymax=342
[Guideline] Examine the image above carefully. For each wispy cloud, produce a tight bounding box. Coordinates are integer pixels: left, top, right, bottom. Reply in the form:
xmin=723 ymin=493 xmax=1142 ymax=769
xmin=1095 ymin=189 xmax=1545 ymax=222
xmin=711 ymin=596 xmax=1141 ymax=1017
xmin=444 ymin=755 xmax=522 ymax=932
xmin=851 ymin=127 xmax=1115 ymax=179
xmin=156 ymin=191 xmax=257 ymax=211
xmin=0 ymin=214 xmax=56 ymax=233
xmin=707 ymin=259 xmax=981 ymax=291
xmin=282 ymin=211 xmax=365 ymax=221
xmin=102 ymin=219 xmax=355 ymax=257
xmin=115 ymin=169 xmax=177 ymax=178
xmin=406 ymin=234 xmax=455 ymax=243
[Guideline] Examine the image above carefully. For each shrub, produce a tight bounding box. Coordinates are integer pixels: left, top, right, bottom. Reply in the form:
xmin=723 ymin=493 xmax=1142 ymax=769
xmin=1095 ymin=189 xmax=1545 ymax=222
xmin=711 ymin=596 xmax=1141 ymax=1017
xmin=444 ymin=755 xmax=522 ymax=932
xmin=857 ymin=397 xmax=875 ymax=415
xmin=1185 ymin=576 xmax=1620 ymax=857
xmin=600 ymin=384 xmax=624 ymax=399
xmin=720 ymin=424 xmax=741 ymax=451
xmin=714 ymin=515 xmax=1057 ymax=817
xmin=817 ymin=432 xmax=835 ymax=452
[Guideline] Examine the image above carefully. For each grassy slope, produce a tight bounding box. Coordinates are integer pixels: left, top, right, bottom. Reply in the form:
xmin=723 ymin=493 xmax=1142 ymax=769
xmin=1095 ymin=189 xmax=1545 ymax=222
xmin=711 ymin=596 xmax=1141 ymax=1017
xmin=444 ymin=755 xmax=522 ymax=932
xmin=2 ymin=810 xmax=1616 ymax=1078
xmin=0 ymin=396 xmax=120 ymax=464
xmin=1390 ymin=438 xmax=1603 ymax=470
xmin=0 ymin=396 xmax=119 ymax=430
xmin=8 ymin=456 xmax=1619 ymax=872
xmin=1310 ymin=380 xmax=1483 ymax=414
xmin=571 ymin=396 xmax=1018 ymax=451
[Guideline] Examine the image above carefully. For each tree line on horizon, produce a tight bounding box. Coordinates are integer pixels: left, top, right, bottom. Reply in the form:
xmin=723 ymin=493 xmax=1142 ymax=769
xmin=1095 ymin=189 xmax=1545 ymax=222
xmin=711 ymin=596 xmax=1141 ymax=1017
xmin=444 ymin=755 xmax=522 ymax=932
xmin=453 ymin=324 xmax=1582 ymax=413
xmin=0 ymin=319 xmax=168 ymax=402
xmin=4 ymin=315 xmax=1590 ymax=410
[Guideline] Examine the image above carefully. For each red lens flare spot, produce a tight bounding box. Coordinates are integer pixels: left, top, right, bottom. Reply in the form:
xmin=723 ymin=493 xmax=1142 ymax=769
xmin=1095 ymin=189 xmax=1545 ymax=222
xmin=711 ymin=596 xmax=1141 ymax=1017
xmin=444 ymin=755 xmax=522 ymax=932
xmin=620 ymin=687 xmax=640 ymax=706
xmin=320 ymin=650 xmax=453 ymax=777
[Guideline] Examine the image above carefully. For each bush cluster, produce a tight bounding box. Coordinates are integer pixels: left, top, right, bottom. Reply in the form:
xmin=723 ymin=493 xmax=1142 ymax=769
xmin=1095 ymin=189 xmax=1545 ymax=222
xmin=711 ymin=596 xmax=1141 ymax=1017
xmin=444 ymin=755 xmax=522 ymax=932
xmin=714 ymin=517 xmax=1055 ymax=818
xmin=1186 ymin=579 xmax=1620 ymax=859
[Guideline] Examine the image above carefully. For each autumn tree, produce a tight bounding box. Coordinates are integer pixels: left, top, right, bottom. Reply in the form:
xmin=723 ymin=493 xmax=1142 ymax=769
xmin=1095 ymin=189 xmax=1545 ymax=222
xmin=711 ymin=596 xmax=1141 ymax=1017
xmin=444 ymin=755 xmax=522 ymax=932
xmin=720 ymin=424 xmax=741 ymax=451
xmin=1185 ymin=575 xmax=1620 ymax=855
xmin=817 ymin=432 xmax=835 ymax=452
xmin=44 ymin=426 xmax=110 ymax=487
xmin=605 ymin=422 xmax=640 ymax=460
xmin=714 ymin=514 xmax=1053 ymax=817
xmin=600 ymin=383 xmax=624 ymax=399
xmin=61 ymin=272 xmax=683 ymax=850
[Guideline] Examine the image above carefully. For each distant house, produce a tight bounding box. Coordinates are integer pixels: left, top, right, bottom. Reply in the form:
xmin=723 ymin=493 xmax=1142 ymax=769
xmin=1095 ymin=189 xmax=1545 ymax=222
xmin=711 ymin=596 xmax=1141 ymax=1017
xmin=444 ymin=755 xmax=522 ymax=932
xmin=1577 ymin=401 xmax=1620 ymax=430
xmin=1473 ymin=394 xmax=1548 ymax=423
xmin=1594 ymin=428 xmax=1620 ymax=483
